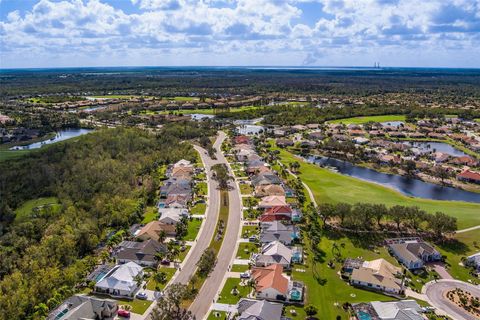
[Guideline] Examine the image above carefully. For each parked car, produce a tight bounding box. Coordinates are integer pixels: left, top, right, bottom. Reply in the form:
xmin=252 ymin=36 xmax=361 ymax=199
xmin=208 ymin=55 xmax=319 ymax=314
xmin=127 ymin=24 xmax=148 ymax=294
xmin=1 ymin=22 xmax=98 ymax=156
xmin=240 ymin=272 xmax=250 ymax=279
xmin=118 ymin=309 xmax=131 ymax=318
xmin=248 ymin=236 xmax=257 ymax=242
xmin=136 ymin=292 xmax=148 ymax=300
xmin=161 ymin=259 xmax=171 ymax=265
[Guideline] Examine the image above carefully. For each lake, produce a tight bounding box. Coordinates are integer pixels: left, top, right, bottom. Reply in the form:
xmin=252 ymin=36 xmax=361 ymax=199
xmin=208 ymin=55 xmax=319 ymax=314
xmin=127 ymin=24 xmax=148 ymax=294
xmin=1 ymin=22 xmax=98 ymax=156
xmin=307 ymin=155 xmax=480 ymax=203
xmin=10 ymin=128 xmax=93 ymax=150
xmin=403 ymin=141 xmax=468 ymax=157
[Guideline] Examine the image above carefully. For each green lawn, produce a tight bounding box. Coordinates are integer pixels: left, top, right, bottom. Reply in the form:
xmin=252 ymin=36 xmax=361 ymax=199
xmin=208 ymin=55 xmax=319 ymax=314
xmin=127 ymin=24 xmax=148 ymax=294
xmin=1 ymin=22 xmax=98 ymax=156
xmin=0 ymin=149 xmax=30 ymax=161
xmin=209 ymin=191 xmax=229 ymax=253
xmin=329 ymin=115 xmax=406 ymax=125
xmin=241 ymin=226 xmax=258 ymax=238
xmin=117 ymin=298 xmax=153 ymax=315
xmin=292 ymin=234 xmax=400 ymax=319
xmin=91 ymin=95 xmax=142 ymax=99
xmin=436 ymin=229 xmax=480 ymax=284
xmin=239 ymin=184 xmax=253 ymax=195
xmin=196 ymin=182 xmax=208 ymax=196
xmin=207 ymin=311 xmax=227 ymax=320
xmin=15 ymin=197 xmax=61 ymax=221
xmin=173 ymin=96 xmax=200 ymax=101
xmin=217 ymin=278 xmax=251 ymax=304
xmin=184 ymin=218 xmax=203 ymax=241
xmin=236 ymin=242 xmax=258 ymax=259
xmin=274 ymin=147 xmax=480 ymax=229
xmin=242 ymin=197 xmax=259 ymax=208
xmin=233 ymin=169 xmax=247 ymax=177
xmin=178 ymin=245 xmax=191 ymax=262
xmin=142 ymin=206 xmax=158 ymax=224
xmin=284 ymin=305 xmax=307 ymax=319
xmin=231 ymin=264 xmax=250 ymax=272
xmin=190 ymin=202 xmax=206 ymax=215
xmin=146 ymin=267 xmax=176 ymax=291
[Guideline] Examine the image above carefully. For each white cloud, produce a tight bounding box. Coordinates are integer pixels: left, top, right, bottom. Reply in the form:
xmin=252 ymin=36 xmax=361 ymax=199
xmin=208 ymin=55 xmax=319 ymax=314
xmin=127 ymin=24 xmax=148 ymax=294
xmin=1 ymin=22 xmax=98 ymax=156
xmin=0 ymin=0 xmax=478 ymax=67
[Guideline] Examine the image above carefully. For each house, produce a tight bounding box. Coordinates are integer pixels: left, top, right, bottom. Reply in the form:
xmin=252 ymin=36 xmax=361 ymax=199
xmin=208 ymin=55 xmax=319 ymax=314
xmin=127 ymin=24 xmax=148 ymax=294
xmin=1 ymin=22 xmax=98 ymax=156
xmin=387 ymin=238 xmax=441 ymax=270
xmin=94 ymin=262 xmax=143 ymax=297
xmin=236 ymin=149 xmax=256 ymax=162
xmin=450 ymin=156 xmax=478 ymax=167
xmin=466 ymin=252 xmax=480 ymax=273
xmin=247 ymin=160 xmax=268 ymax=175
xmin=258 ymin=196 xmax=288 ymax=209
xmin=276 ymin=139 xmax=294 ymax=147
xmin=457 ymin=170 xmax=480 ymax=184
xmin=433 ymin=152 xmax=450 ymax=163
xmin=308 ymin=131 xmax=325 ymax=140
xmin=350 ymin=259 xmax=403 ymax=294
xmin=248 ymin=165 xmax=272 ymax=176
xmin=255 ymin=184 xmax=286 ymax=197
xmin=160 ymin=178 xmax=191 ymax=198
xmin=250 ymin=264 xmax=304 ymax=303
xmin=353 ymin=137 xmax=369 ymax=145
xmin=164 ymin=194 xmax=190 ymax=208
xmin=246 ymin=153 xmax=263 ymax=163
xmin=352 ymin=300 xmax=424 ymax=320
xmin=113 ymin=239 xmax=167 ymax=267
xmin=173 ymin=159 xmax=193 ymax=168
xmin=260 ymin=221 xmax=299 ymax=245
xmin=171 ymin=166 xmax=194 ymax=179
xmin=232 ymin=298 xmax=284 ymax=320
xmin=234 ymin=135 xmax=251 ymax=145
xmin=252 ymin=174 xmax=282 ymax=187
xmin=254 ymin=241 xmax=293 ymax=269
xmin=47 ymin=294 xmax=118 ymax=320
xmin=158 ymin=207 xmax=189 ymax=225
xmin=137 ymin=221 xmax=176 ymax=240
xmin=259 ymin=206 xmax=292 ymax=222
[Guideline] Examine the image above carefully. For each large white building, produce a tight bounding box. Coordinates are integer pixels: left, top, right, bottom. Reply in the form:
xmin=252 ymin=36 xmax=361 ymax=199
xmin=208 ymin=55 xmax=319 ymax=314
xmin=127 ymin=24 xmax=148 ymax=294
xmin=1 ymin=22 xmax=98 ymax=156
xmin=94 ymin=262 xmax=143 ymax=298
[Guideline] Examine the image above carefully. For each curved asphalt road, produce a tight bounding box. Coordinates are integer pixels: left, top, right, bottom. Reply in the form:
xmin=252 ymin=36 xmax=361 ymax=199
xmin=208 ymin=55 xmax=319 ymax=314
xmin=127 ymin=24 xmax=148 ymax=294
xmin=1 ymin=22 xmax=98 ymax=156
xmin=171 ymin=134 xmax=225 ymax=285
xmin=424 ymin=280 xmax=480 ymax=320
xmin=188 ymin=131 xmax=243 ymax=319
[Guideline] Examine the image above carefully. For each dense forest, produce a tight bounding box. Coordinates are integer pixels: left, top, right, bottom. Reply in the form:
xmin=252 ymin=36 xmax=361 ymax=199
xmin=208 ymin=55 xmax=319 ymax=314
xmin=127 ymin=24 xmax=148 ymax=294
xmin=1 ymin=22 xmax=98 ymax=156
xmin=2 ymin=67 xmax=480 ymax=99
xmin=217 ymin=104 xmax=480 ymax=125
xmin=0 ymin=122 xmax=215 ymax=320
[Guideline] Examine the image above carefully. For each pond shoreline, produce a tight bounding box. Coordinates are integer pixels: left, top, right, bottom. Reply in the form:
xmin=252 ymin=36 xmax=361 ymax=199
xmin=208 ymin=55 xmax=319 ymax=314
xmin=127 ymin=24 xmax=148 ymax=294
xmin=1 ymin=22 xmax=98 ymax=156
xmin=306 ymin=154 xmax=480 ymax=202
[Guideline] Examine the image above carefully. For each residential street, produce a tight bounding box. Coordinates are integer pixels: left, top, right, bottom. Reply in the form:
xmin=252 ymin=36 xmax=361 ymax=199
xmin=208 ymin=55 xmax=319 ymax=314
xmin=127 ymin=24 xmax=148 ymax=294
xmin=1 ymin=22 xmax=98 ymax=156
xmin=424 ymin=279 xmax=480 ymax=320
xmin=188 ymin=131 xmax=243 ymax=319
xmin=170 ymin=135 xmax=224 ymax=285
xmin=139 ymin=134 xmax=225 ymax=320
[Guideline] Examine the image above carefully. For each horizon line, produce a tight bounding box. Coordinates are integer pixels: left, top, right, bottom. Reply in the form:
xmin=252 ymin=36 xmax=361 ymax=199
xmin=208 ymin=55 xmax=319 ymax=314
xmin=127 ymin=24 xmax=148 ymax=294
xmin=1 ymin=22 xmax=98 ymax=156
xmin=1 ymin=65 xmax=480 ymax=71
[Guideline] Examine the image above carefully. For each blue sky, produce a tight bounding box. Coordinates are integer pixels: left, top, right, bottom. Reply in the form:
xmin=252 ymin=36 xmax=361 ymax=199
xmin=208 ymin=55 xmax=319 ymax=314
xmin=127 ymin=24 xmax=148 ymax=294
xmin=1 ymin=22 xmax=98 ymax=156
xmin=0 ymin=0 xmax=479 ymax=68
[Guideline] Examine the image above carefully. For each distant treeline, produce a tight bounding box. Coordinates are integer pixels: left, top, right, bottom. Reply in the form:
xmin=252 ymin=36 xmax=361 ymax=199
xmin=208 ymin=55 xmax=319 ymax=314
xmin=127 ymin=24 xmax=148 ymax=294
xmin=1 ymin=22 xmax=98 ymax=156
xmin=2 ymin=68 xmax=480 ymax=98
xmin=0 ymin=123 xmax=214 ymax=320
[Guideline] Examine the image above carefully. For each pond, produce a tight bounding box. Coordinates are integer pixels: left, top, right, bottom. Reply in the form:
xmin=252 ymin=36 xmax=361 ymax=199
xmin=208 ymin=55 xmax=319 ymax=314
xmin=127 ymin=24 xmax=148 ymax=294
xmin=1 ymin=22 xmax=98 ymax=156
xmin=381 ymin=121 xmax=404 ymax=127
xmin=307 ymin=156 xmax=480 ymax=203
xmin=236 ymin=124 xmax=264 ymax=135
xmin=403 ymin=141 xmax=468 ymax=157
xmin=190 ymin=113 xmax=215 ymax=121
xmin=10 ymin=128 xmax=94 ymax=150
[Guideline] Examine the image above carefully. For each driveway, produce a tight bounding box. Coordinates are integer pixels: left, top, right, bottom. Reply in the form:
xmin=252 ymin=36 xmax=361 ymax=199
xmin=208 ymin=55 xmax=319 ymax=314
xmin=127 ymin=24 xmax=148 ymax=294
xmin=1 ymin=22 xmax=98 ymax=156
xmin=430 ymin=262 xmax=453 ymax=280
xmin=188 ymin=131 xmax=243 ymax=320
xmin=424 ymin=279 xmax=480 ymax=320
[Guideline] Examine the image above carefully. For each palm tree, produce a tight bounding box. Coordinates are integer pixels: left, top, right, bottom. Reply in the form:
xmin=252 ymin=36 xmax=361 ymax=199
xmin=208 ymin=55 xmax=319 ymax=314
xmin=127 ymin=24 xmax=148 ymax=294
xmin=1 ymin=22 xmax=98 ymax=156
xmin=158 ymin=230 xmax=167 ymax=244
